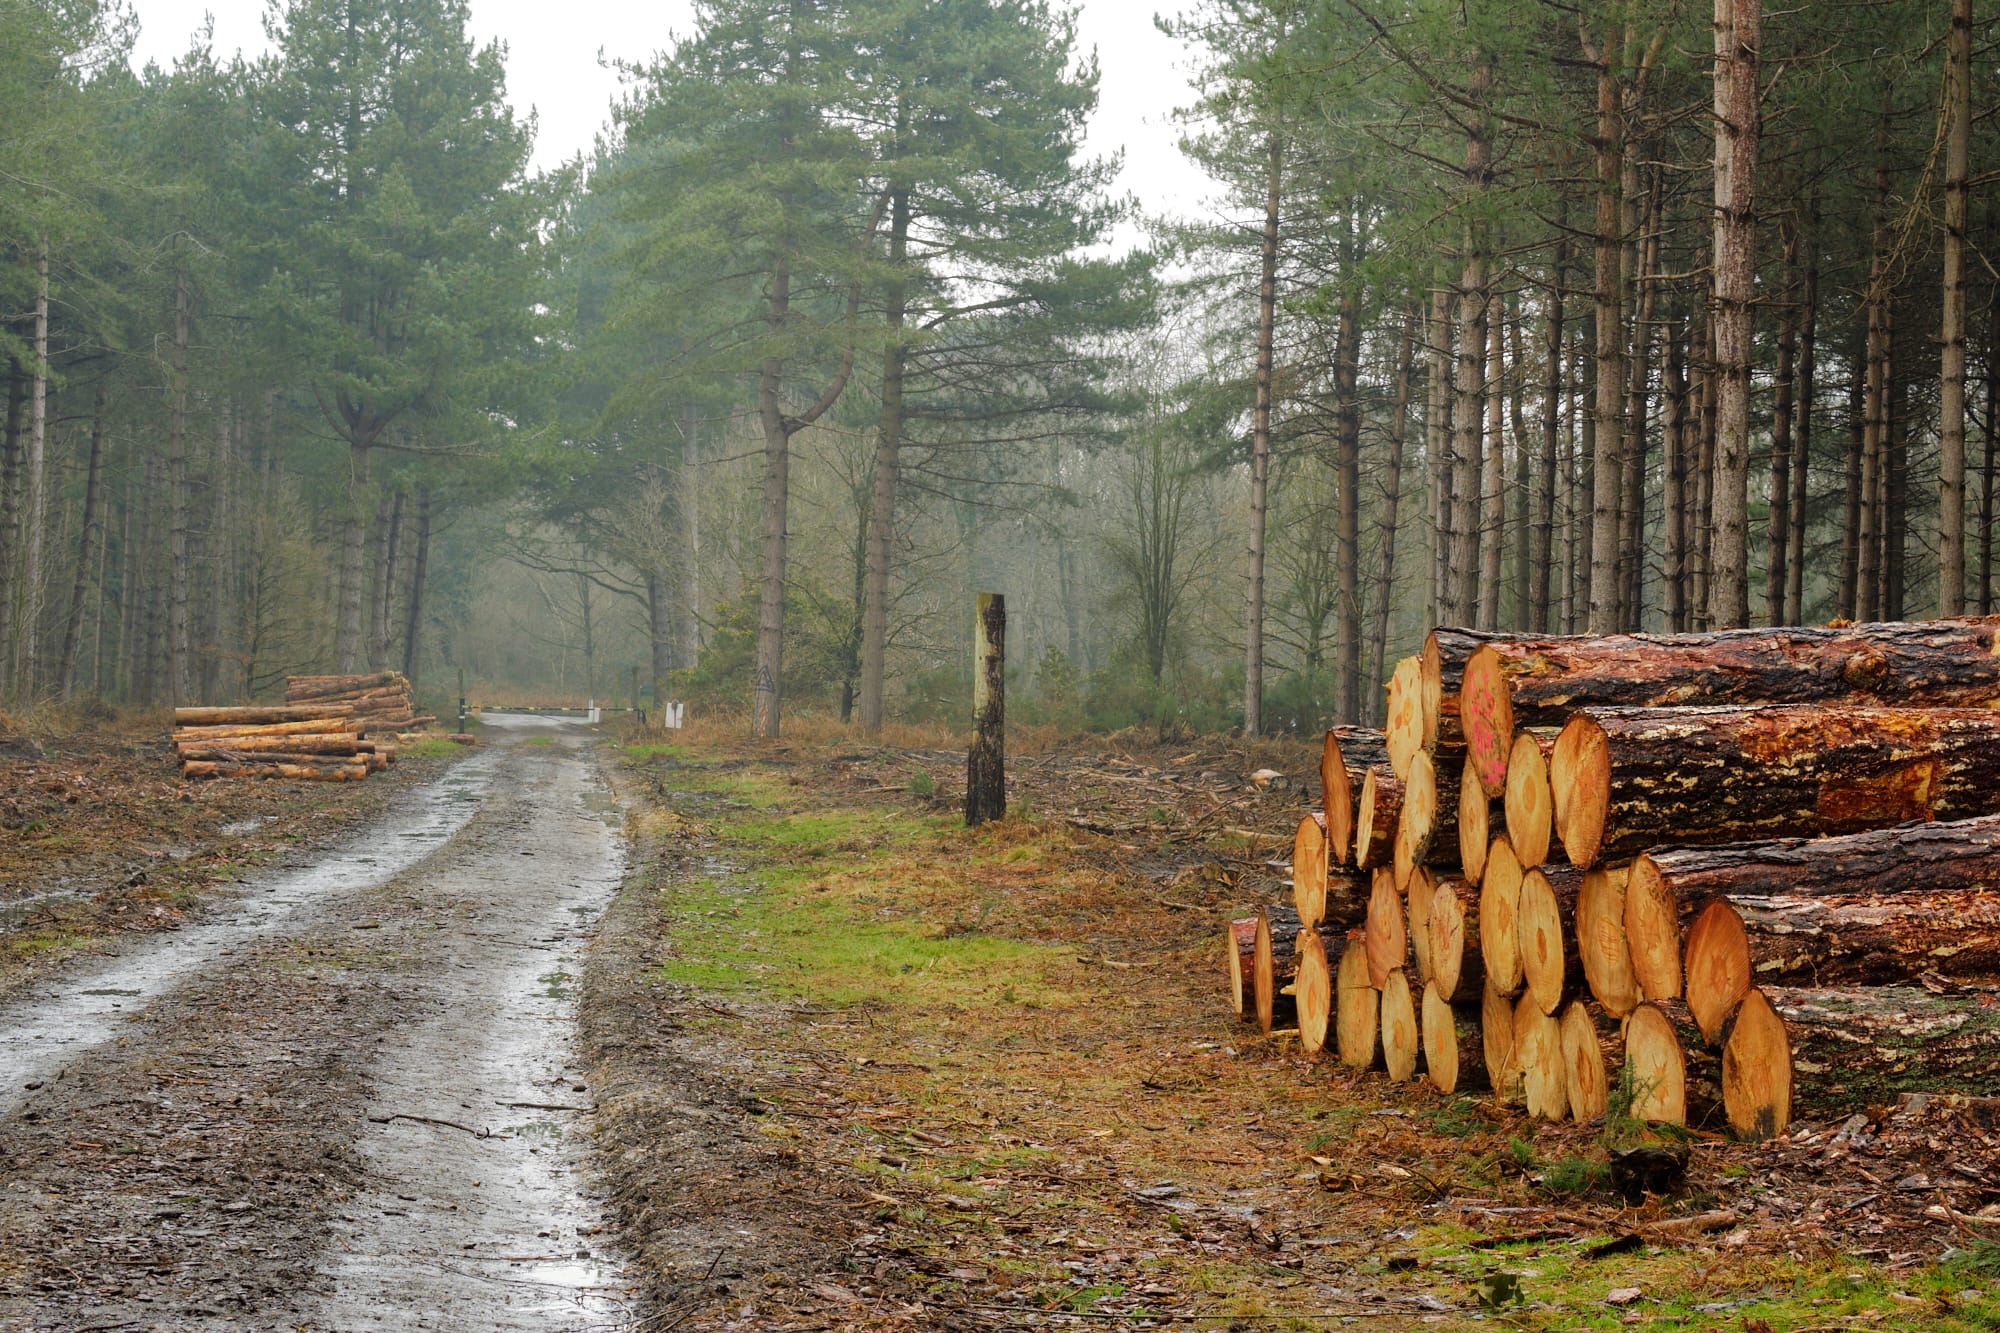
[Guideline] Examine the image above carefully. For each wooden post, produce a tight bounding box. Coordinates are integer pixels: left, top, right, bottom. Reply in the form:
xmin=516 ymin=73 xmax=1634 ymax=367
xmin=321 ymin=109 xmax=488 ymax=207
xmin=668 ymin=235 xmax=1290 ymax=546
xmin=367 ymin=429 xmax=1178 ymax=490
xmin=966 ymin=593 xmax=1005 ymax=826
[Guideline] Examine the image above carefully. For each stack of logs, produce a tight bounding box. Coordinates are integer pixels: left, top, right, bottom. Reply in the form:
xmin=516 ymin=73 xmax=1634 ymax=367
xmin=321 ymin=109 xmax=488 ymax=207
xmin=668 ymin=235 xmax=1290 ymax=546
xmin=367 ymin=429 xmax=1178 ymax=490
xmin=1228 ymin=617 xmax=2000 ymax=1141
xmin=284 ymin=671 xmax=434 ymax=734
xmin=174 ymin=704 xmax=395 ymax=781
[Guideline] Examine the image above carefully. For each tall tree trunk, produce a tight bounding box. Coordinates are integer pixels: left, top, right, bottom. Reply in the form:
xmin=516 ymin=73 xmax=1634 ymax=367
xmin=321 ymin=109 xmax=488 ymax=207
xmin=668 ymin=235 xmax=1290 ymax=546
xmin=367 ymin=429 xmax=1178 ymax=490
xmin=336 ymin=442 xmax=370 ymax=674
xmin=206 ymin=404 xmax=234 ymax=703
xmin=753 ymin=255 xmax=795 ymax=739
xmin=646 ymin=571 xmax=672 ymax=725
xmin=1565 ymin=324 xmax=1586 ymax=632
xmin=1663 ymin=313 xmax=1690 ymax=631
xmin=1707 ymin=0 xmax=1761 ymax=629
xmin=21 ymin=240 xmax=50 ymax=697
xmin=1507 ymin=299 xmax=1532 ymax=627
xmin=1887 ymin=311 xmax=1909 ymax=620
xmin=56 ymin=389 xmax=105 ymax=701
xmin=1335 ymin=282 xmax=1363 ymax=721
xmin=1245 ymin=136 xmax=1280 ymax=736
xmin=1587 ymin=34 xmax=1626 ymax=633
xmin=861 ymin=183 xmax=911 ymax=736
xmin=1693 ymin=313 xmax=1718 ymax=627
xmin=1371 ymin=310 xmax=1416 ymax=722
xmin=1451 ymin=57 xmax=1493 ymax=624
xmin=1840 ymin=325 xmax=1866 ymax=620
xmin=0 ymin=365 xmax=23 ymax=697
xmin=1983 ymin=306 xmax=1999 ymax=616
xmin=168 ymin=262 xmax=192 ymax=704
xmin=1621 ymin=169 xmax=1661 ymax=629
xmin=1788 ymin=197 xmax=1818 ymax=625
xmin=401 ymin=488 xmax=431 ymax=682
xmin=1478 ymin=297 xmax=1507 ymax=630
xmin=1767 ymin=218 xmax=1799 ymax=625
xmin=369 ymin=488 xmax=402 ymax=671
xmin=1938 ymin=0 xmax=1973 ymax=615
xmin=1428 ymin=287 xmax=1454 ymax=624
xmin=1533 ymin=241 xmax=1567 ymax=633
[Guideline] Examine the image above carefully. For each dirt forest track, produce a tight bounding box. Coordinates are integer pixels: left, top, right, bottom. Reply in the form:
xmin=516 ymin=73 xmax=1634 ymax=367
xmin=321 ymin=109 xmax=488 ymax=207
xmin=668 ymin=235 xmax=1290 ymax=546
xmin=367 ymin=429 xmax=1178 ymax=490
xmin=0 ymin=716 xmax=633 ymax=1330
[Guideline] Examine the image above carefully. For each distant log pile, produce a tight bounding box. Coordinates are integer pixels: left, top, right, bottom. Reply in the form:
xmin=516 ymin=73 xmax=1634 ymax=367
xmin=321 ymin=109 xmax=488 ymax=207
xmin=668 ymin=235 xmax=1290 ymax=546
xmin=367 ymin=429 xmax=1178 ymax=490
xmin=285 ymin=671 xmax=434 ymax=734
xmin=174 ymin=704 xmax=395 ymax=781
xmin=1228 ymin=616 xmax=2000 ymax=1142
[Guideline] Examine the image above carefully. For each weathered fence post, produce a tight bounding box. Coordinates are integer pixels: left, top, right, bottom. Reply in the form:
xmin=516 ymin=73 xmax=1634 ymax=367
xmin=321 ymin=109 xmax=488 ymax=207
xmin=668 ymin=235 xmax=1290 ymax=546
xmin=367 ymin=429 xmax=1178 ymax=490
xmin=966 ymin=592 xmax=1006 ymax=826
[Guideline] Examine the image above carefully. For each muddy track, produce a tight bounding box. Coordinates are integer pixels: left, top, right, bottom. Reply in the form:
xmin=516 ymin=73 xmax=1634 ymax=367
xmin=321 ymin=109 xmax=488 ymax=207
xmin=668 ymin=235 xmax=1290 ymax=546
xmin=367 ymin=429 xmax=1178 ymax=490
xmin=0 ymin=717 xmax=633 ymax=1331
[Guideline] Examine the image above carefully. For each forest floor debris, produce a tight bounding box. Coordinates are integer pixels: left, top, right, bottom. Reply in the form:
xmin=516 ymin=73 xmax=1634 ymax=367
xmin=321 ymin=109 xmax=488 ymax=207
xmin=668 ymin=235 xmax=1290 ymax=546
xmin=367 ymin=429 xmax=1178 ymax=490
xmin=590 ymin=724 xmax=2000 ymax=1330
xmin=0 ymin=710 xmax=463 ymax=1006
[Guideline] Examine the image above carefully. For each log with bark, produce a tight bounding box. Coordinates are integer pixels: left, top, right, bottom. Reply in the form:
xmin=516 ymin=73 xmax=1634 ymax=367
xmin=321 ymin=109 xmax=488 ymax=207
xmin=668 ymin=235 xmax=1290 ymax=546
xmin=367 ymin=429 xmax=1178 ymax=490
xmin=182 ymin=759 xmax=368 ymax=781
xmin=1354 ymin=766 xmax=1403 ymax=872
xmin=1769 ymin=983 xmax=2000 ymax=1114
xmin=1423 ymin=982 xmax=1486 ymax=1094
xmin=1335 ymin=931 xmax=1380 ymax=1069
xmin=1551 ymin=704 xmax=2000 ymax=869
xmin=1503 ymin=730 xmax=1558 ymax=869
xmin=1321 ymin=726 xmax=1390 ymax=864
xmin=173 ymin=718 xmax=363 ymax=740
xmin=1457 ymin=619 xmax=2000 ymax=755
xmin=174 ymin=705 xmax=354 ymax=726
xmin=1628 ymin=816 xmax=2000 ymax=987
xmin=175 ymin=737 xmax=374 ymax=758
xmin=1381 ymin=969 xmax=1421 ymax=1082
xmin=1254 ymin=903 xmax=1304 ymax=1034
xmin=1418 ymin=628 xmax=1486 ymax=759
xmin=1576 ymin=864 xmax=1642 ymax=1016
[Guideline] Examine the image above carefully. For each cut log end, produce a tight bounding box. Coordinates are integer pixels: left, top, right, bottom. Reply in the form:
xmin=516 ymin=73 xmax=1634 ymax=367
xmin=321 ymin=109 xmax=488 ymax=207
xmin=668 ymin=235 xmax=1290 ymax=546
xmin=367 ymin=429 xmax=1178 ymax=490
xmin=1483 ymin=979 xmax=1522 ymax=1106
xmin=1686 ymin=899 xmax=1752 ymax=1044
xmin=1513 ymin=995 xmax=1567 ymax=1121
xmin=1458 ymin=754 xmax=1491 ymax=884
xmin=1394 ymin=749 xmax=1438 ymax=891
xmin=1422 ymin=982 xmax=1465 ymax=1093
xmin=1518 ymin=866 xmax=1570 ymax=1016
xmin=1323 ymin=733 xmax=1356 ymax=865
xmin=1504 ymin=730 xmax=1554 ymax=869
xmin=1559 ymin=1001 xmax=1609 ymax=1122
xmin=1623 ymin=1001 xmax=1689 ymax=1126
xmin=1577 ymin=865 xmax=1641 ymax=1017
xmin=1355 ymin=766 xmax=1403 ymax=872
xmin=1427 ymin=874 xmax=1467 ymax=1000
xmin=1292 ymin=813 xmax=1330 ymax=927
xmin=1460 ymin=645 xmax=1515 ymax=796
xmin=1226 ymin=917 xmax=1258 ymax=1021
xmin=1384 ymin=657 xmax=1425 ymax=782
xmin=1381 ymin=969 xmax=1420 ymax=1082
xmin=1406 ymin=865 xmax=1435 ymax=982
xmin=1479 ymin=835 xmax=1525 ymax=997
xmin=1721 ymin=988 xmax=1793 ymax=1140
xmin=1365 ymin=868 xmax=1407 ymax=988
xmin=1296 ymin=928 xmax=1334 ymax=1056
xmin=1551 ymin=713 xmax=1611 ymax=869
xmin=1624 ymin=855 xmax=1685 ymax=1001
xmin=1335 ymin=931 xmax=1379 ymax=1069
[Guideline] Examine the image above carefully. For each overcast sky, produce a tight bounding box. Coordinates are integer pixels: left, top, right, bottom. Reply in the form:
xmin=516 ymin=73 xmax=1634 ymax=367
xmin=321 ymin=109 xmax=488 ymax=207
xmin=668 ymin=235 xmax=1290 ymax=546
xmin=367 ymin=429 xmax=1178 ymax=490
xmin=125 ymin=0 xmax=1220 ymax=243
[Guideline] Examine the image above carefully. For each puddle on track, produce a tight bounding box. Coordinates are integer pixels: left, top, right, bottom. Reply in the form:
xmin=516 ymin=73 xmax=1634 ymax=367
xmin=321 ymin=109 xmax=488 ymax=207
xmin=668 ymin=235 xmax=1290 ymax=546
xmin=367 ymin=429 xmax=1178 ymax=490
xmin=305 ymin=726 xmax=632 ymax=1331
xmin=0 ymin=749 xmax=502 ymax=1119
